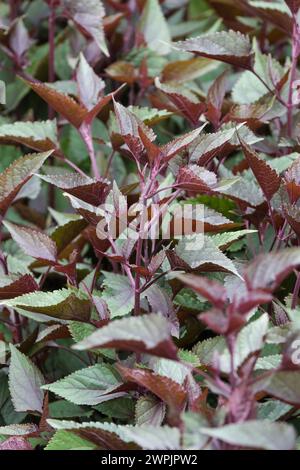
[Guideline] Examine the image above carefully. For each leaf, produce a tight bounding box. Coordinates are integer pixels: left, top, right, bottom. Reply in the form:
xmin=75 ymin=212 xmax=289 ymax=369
xmin=38 ymin=172 xmax=109 ymax=206
xmin=161 ymin=58 xmax=214 ymax=84
xmin=1 ymin=289 xmax=91 ymax=322
xmin=176 ymin=274 xmax=227 ymax=308
xmin=113 ymin=101 xmax=156 ymax=158
xmin=0 ymin=423 xmax=38 ymax=436
xmin=0 ymin=120 xmax=58 ymax=152
xmin=201 ymin=421 xmax=296 ymax=450
xmin=23 ymin=78 xmax=87 ymax=129
xmin=63 ymin=0 xmax=109 ymax=56
xmin=135 ymin=396 xmax=166 ymax=426
xmin=285 ymin=0 xmax=300 ymax=14
xmin=0 ymin=150 xmax=52 ymax=216
xmin=117 ymin=365 xmax=186 ymax=412
xmin=245 ymin=247 xmax=300 ymax=292
xmin=175 ymin=235 xmax=240 ymax=277
xmin=206 ymin=70 xmax=228 ymax=127
xmin=0 ymin=274 xmax=38 ymax=300
xmin=255 ymin=371 xmax=300 ymax=405
xmin=189 ymin=124 xmax=255 ymax=166
xmin=138 ymin=0 xmax=171 ymax=55
xmin=47 ymin=419 xmax=180 ymax=450
xmin=240 ymin=139 xmax=281 ymax=200
xmin=74 ymin=313 xmax=177 ymax=360
xmin=209 ymin=229 xmax=257 ymax=250
xmin=42 ymin=364 xmax=123 ymax=405
xmin=76 ymin=53 xmax=105 ymax=111
xmin=100 ymin=272 xmax=134 ymax=318
xmin=0 ymin=437 xmax=32 ymax=450
xmin=46 ymin=430 xmax=97 ymax=450
xmin=193 ymin=314 xmax=269 ymax=373
xmin=3 ymin=221 xmax=57 ymax=263
xmin=232 ymin=39 xmax=284 ymax=105
xmin=9 ymin=344 xmax=45 ymax=413
xmin=155 ymin=78 xmax=205 ymax=126
xmin=176 ymin=30 xmax=253 ymax=69
xmin=161 ymin=126 xmax=205 ymax=162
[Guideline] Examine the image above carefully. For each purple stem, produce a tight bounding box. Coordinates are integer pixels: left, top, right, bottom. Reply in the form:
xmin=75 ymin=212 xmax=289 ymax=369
xmin=79 ymin=123 xmax=101 ymax=180
xmin=287 ymin=19 xmax=300 ymax=138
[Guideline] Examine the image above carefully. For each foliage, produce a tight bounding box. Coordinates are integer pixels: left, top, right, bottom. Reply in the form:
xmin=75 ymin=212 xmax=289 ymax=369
xmin=1 ymin=0 xmax=300 ymax=451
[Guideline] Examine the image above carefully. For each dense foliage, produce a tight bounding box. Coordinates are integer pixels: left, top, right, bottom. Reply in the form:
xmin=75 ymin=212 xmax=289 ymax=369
xmin=1 ymin=0 xmax=300 ymax=451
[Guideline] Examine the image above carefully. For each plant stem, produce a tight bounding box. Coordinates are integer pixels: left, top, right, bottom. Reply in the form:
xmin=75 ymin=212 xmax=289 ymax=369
xmin=79 ymin=123 xmax=101 ymax=180
xmin=287 ymin=20 xmax=299 ymax=138
xmin=48 ymin=0 xmax=56 ymax=208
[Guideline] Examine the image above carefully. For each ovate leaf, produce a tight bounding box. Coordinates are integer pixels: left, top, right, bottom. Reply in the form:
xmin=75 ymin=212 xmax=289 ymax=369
xmin=0 ymin=150 xmax=52 ymax=216
xmin=9 ymin=344 xmax=45 ymax=413
xmin=176 ymin=30 xmax=253 ymax=69
xmin=0 ymin=274 xmax=38 ymax=300
xmin=201 ymin=421 xmax=296 ymax=450
xmin=1 ymin=289 xmax=91 ymax=322
xmin=118 ymin=365 xmax=186 ymax=413
xmin=0 ymin=120 xmax=58 ymax=152
xmin=138 ymin=0 xmax=171 ymax=55
xmin=63 ymin=0 xmax=108 ymax=56
xmin=245 ymin=247 xmax=300 ymax=292
xmin=74 ymin=313 xmax=177 ymax=359
xmin=3 ymin=221 xmax=57 ymax=263
xmin=42 ymin=364 xmax=123 ymax=405
xmin=240 ymin=139 xmax=281 ymax=200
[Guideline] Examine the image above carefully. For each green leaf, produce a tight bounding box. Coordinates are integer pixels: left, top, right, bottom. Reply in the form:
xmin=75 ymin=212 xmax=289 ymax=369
xmin=175 ymin=235 xmax=240 ymax=277
xmin=101 ymin=272 xmax=134 ymax=318
xmin=193 ymin=314 xmax=269 ymax=373
xmin=94 ymin=397 xmax=135 ymax=421
xmin=0 ymin=150 xmax=53 ymax=216
xmin=42 ymin=364 xmax=123 ymax=405
xmin=47 ymin=419 xmax=181 ymax=450
xmin=255 ymin=371 xmax=300 ymax=405
xmin=135 ymin=396 xmax=166 ymax=426
xmin=46 ymin=430 xmax=97 ymax=450
xmin=257 ymin=400 xmax=292 ymax=421
xmin=1 ymin=289 xmax=91 ymax=322
xmin=200 ymin=421 xmax=296 ymax=450
xmin=9 ymin=344 xmax=45 ymax=413
xmin=0 ymin=120 xmax=58 ymax=152
xmin=138 ymin=0 xmax=171 ymax=55
xmin=210 ymin=229 xmax=257 ymax=250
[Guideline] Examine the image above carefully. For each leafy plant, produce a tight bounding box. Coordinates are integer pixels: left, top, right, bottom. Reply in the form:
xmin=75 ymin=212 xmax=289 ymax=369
xmin=1 ymin=0 xmax=300 ymax=452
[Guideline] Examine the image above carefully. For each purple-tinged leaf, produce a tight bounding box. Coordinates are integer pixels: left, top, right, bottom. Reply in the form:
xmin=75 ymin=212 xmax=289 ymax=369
xmin=175 ymin=30 xmax=253 ymax=69
xmin=38 ymin=172 xmax=110 ymax=207
xmin=176 ymin=274 xmax=227 ymax=309
xmin=3 ymin=221 xmax=57 ymax=263
xmin=63 ymin=0 xmax=109 ymax=56
xmin=9 ymin=344 xmax=45 ymax=413
xmin=0 ymin=274 xmax=38 ymax=300
xmin=74 ymin=313 xmax=177 ymax=359
xmin=117 ymin=365 xmax=186 ymax=413
xmin=0 ymin=437 xmax=32 ymax=450
xmin=76 ymin=53 xmax=105 ymax=111
xmin=240 ymin=139 xmax=281 ymax=200
xmin=0 ymin=150 xmax=52 ymax=216
xmin=245 ymin=248 xmax=300 ymax=292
